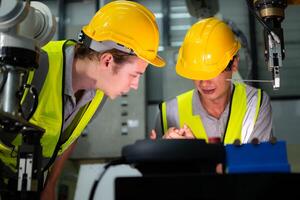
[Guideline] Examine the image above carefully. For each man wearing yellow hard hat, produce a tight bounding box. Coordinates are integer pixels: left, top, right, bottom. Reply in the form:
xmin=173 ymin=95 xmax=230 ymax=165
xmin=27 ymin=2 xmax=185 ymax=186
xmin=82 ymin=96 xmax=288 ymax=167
xmin=0 ymin=1 xmax=165 ymax=199
xmin=151 ymin=17 xmax=272 ymax=145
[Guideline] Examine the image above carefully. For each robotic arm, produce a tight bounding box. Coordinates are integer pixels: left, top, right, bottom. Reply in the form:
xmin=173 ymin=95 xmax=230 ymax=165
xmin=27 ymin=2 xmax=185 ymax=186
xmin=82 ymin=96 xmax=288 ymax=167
xmin=0 ymin=0 xmax=55 ymax=117
xmin=249 ymin=0 xmax=300 ymax=89
xmin=247 ymin=0 xmax=287 ymax=89
xmin=0 ymin=0 xmax=55 ymax=196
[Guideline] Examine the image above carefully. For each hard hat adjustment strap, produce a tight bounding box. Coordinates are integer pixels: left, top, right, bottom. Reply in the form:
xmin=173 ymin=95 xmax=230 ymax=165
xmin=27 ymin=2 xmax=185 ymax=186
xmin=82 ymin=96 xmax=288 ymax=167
xmin=78 ymin=31 xmax=135 ymax=55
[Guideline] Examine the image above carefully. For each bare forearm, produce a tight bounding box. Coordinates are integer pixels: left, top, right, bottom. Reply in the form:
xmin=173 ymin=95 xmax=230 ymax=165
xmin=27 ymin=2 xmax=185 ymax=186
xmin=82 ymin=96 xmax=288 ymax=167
xmin=41 ymin=141 xmax=78 ymax=200
xmin=46 ymin=140 xmax=77 ymax=185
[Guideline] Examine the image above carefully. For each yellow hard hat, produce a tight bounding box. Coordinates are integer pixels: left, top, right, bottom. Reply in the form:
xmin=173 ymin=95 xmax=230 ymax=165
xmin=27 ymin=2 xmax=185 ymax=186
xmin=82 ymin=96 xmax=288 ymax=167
xmin=81 ymin=1 xmax=165 ymax=67
xmin=176 ymin=17 xmax=241 ymax=80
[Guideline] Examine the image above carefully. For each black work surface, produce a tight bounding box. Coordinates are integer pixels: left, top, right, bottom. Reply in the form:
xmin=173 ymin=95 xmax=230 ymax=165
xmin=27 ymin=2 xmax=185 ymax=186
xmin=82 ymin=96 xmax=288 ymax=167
xmin=115 ymin=173 xmax=300 ymax=200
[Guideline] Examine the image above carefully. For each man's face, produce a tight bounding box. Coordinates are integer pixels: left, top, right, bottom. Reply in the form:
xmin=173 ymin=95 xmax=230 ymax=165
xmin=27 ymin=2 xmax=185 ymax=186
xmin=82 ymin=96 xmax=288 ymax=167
xmin=104 ymin=56 xmax=148 ymax=99
xmin=193 ymin=57 xmax=238 ymax=102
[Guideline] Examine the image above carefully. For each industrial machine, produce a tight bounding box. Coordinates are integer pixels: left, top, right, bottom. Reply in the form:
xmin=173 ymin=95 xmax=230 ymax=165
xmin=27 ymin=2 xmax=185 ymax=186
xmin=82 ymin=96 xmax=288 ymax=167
xmin=250 ymin=0 xmax=300 ymax=89
xmin=0 ymin=0 xmax=55 ymax=199
xmin=248 ymin=0 xmax=287 ymax=89
xmin=87 ymin=139 xmax=291 ymax=200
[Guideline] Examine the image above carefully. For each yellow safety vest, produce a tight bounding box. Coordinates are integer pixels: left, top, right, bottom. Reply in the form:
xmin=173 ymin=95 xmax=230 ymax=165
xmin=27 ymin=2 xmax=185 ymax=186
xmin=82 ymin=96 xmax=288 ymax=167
xmin=0 ymin=40 xmax=105 ymax=171
xmin=161 ymin=83 xmax=261 ymax=144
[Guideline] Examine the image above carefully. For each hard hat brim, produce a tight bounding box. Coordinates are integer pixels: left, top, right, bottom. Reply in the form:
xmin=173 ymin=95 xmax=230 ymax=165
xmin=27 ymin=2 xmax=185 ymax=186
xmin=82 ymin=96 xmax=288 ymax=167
xmin=176 ymin=63 xmax=224 ymax=80
xmin=147 ymin=54 xmax=166 ymax=67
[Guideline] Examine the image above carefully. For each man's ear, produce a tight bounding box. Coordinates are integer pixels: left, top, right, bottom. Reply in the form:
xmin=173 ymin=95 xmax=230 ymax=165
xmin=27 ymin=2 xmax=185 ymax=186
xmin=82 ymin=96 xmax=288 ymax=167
xmin=231 ymin=56 xmax=239 ymax=73
xmin=99 ymin=53 xmax=113 ymax=68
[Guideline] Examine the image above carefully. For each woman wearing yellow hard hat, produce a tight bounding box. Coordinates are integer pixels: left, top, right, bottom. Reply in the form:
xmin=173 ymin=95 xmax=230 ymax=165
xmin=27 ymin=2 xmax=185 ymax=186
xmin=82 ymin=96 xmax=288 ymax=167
xmin=151 ymin=17 xmax=272 ymax=147
xmin=0 ymin=1 xmax=165 ymax=199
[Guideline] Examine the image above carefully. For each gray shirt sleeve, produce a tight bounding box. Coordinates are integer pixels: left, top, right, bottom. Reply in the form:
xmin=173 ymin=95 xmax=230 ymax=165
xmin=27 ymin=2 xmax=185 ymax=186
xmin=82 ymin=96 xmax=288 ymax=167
xmin=247 ymin=91 xmax=273 ymax=142
xmin=153 ymin=98 xmax=180 ymax=139
xmin=153 ymin=110 xmax=164 ymax=138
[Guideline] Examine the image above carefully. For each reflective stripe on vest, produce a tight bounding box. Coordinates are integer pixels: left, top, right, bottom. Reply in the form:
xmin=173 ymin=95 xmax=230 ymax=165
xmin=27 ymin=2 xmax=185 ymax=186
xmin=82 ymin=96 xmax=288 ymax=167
xmin=59 ymin=90 xmax=105 ymax=153
xmin=0 ymin=40 xmax=106 ymax=170
xmin=161 ymin=83 xmax=261 ymax=144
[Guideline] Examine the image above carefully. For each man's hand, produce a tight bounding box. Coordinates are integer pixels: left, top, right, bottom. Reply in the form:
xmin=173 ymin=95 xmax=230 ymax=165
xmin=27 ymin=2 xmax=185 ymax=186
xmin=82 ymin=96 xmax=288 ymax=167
xmin=181 ymin=124 xmax=195 ymax=139
xmin=163 ymin=124 xmax=195 ymax=139
xmin=149 ymin=129 xmax=157 ymax=139
xmin=149 ymin=124 xmax=195 ymax=140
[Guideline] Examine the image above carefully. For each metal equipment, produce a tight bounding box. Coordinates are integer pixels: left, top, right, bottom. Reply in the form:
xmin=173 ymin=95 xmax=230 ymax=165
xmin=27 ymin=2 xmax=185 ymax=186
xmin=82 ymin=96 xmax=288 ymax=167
xmin=249 ymin=0 xmax=300 ymax=89
xmin=246 ymin=0 xmax=287 ymax=89
xmin=0 ymin=0 xmax=55 ymax=198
